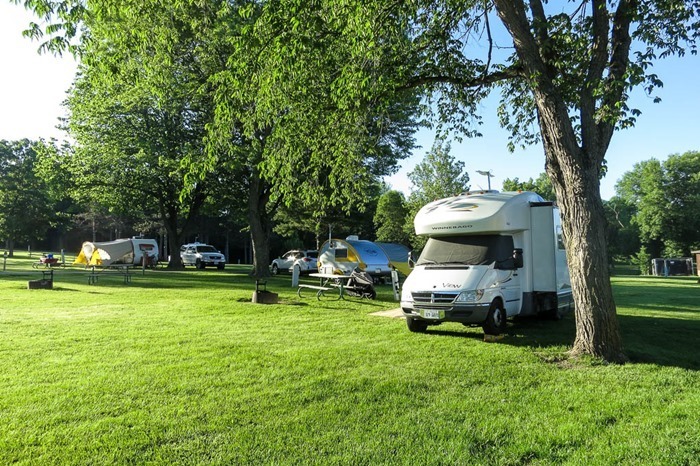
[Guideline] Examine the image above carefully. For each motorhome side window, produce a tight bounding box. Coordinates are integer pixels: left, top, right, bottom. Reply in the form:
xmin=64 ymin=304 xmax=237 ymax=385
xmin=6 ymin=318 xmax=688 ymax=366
xmin=416 ymin=235 xmax=515 ymax=267
xmin=556 ymin=226 xmax=565 ymax=250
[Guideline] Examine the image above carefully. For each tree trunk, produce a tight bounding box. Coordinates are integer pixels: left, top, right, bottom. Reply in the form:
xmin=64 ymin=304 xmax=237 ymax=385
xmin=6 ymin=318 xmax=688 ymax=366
xmin=531 ymin=86 xmax=627 ymax=363
xmin=159 ymin=206 xmax=184 ymax=269
xmin=494 ymin=0 xmax=626 ymax=362
xmin=544 ymin=147 xmax=627 ymax=362
xmin=248 ymin=170 xmax=271 ymax=278
xmin=165 ymin=221 xmax=184 ymax=269
xmin=529 ymin=83 xmax=626 ymax=362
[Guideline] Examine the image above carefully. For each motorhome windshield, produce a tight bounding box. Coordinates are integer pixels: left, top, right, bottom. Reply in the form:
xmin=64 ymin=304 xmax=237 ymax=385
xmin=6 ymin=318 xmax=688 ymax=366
xmin=417 ymin=235 xmax=515 ymax=266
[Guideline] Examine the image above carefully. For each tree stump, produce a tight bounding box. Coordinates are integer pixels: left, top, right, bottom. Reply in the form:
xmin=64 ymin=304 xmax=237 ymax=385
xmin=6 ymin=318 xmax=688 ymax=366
xmin=28 ymin=279 xmax=53 ymax=290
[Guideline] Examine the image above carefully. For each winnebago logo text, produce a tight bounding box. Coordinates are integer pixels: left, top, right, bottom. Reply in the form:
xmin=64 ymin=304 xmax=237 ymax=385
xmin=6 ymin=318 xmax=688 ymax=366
xmin=431 ymin=225 xmax=473 ymax=230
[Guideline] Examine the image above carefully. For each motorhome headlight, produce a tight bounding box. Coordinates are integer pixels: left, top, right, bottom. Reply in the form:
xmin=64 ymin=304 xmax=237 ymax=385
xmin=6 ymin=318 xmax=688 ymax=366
xmin=455 ymin=289 xmax=484 ymax=303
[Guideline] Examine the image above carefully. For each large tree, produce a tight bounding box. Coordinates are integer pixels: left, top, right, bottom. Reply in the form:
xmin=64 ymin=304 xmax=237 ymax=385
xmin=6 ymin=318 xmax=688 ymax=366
xmin=14 ymin=0 xmax=419 ymax=276
xmin=405 ymin=137 xmax=471 ymax=250
xmin=62 ymin=29 xmax=226 ymax=267
xmin=502 ymin=173 xmax=555 ymax=202
xmin=209 ymin=9 xmax=420 ymax=275
xmin=245 ymin=0 xmax=699 ymax=362
xmin=475 ymin=1 xmax=696 ymax=362
xmin=616 ymin=151 xmax=700 ymax=258
xmin=374 ymin=190 xmax=410 ymax=245
xmin=0 ymin=140 xmax=54 ymax=255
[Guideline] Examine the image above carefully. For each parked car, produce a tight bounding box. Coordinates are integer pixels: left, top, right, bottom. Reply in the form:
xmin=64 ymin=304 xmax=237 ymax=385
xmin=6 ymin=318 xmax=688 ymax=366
xmin=180 ymin=242 xmax=226 ymax=269
xmin=270 ymin=250 xmax=318 ymax=275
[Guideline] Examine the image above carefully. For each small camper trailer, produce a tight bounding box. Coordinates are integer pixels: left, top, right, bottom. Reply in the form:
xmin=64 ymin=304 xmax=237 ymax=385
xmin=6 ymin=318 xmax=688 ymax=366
xmin=318 ymin=237 xmax=411 ymax=278
xmin=74 ymin=238 xmax=159 ymax=267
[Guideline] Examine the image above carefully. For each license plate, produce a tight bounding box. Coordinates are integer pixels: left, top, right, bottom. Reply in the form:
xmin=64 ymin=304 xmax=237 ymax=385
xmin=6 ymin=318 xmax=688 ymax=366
xmin=422 ymin=309 xmax=442 ymax=319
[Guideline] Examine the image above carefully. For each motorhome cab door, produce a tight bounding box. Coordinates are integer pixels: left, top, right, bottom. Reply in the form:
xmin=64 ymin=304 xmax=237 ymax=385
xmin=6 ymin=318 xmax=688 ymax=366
xmin=495 ymin=238 xmax=521 ymax=316
xmin=500 ymin=268 xmax=522 ymax=316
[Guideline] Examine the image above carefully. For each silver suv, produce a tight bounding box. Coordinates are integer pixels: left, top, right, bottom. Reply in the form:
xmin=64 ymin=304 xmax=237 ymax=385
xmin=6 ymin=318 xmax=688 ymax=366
xmin=270 ymin=250 xmax=318 ymax=275
xmin=180 ymin=243 xmax=226 ymax=269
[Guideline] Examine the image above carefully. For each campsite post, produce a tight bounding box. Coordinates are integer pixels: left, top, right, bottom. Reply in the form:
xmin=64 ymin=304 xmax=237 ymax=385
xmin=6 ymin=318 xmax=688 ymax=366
xmin=292 ymin=263 xmax=300 ymax=287
xmin=2 ymin=251 xmax=6 ymax=271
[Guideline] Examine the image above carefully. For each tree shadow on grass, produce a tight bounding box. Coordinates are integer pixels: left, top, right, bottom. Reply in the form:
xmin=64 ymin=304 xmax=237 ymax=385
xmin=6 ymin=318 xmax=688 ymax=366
xmin=507 ymin=314 xmax=577 ymax=347
xmin=617 ymin=313 xmax=700 ymax=370
xmin=45 ymin=287 xmax=80 ymax=292
xmin=422 ymin=328 xmax=486 ymax=341
xmin=614 ymin=277 xmax=700 ymax=369
xmin=420 ymin=314 xmax=576 ymax=346
xmin=420 ymin=310 xmax=700 ymax=370
xmin=503 ymin=312 xmax=700 ymax=370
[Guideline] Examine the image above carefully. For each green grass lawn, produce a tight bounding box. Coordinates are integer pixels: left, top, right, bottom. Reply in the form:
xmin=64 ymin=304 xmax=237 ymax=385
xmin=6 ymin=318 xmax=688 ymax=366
xmin=1 ymin=253 xmax=698 ymax=465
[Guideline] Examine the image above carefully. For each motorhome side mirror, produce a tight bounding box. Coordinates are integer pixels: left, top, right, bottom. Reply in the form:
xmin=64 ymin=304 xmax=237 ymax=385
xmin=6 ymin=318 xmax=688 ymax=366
xmin=513 ymin=248 xmax=524 ymax=269
xmin=408 ymin=251 xmax=415 ymax=269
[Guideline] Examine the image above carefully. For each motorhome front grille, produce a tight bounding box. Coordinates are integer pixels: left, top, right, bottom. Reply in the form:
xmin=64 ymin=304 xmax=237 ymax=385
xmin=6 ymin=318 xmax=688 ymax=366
xmin=412 ymin=292 xmax=459 ymax=304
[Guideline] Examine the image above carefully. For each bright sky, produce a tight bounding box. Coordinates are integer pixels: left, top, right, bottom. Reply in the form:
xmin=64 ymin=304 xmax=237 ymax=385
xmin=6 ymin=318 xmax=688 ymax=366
xmin=0 ymin=3 xmax=77 ymax=142
xmin=387 ymin=53 xmax=700 ymax=200
xmin=1 ymin=2 xmax=698 ymax=200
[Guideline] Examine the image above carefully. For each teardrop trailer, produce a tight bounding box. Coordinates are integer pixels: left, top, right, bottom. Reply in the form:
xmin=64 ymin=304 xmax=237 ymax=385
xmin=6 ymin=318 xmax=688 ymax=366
xmin=400 ymin=191 xmax=572 ymax=335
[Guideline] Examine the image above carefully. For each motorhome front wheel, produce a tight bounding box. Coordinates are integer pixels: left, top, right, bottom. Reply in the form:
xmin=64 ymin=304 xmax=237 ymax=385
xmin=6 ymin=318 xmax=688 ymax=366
xmin=482 ymin=301 xmax=506 ymax=335
xmin=406 ymin=317 xmax=428 ymax=333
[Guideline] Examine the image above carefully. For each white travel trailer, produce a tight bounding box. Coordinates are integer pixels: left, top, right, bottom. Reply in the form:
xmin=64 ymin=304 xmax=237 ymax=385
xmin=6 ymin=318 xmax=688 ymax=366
xmin=74 ymin=237 xmax=159 ymax=267
xmin=400 ymin=191 xmax=572 ymax=335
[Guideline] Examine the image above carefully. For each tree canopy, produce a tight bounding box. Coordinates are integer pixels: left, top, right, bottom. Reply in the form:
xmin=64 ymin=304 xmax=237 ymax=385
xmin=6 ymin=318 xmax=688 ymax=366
xmin=502 ymin=173 xmax=555 ymax=202
xmin=616 ymin=151 xmax=700 ymax=258
xmin=404 ymin=137 xmax=470 ymax=249
xmin=15 ymin=0 xmax=419 ymax=274
xmin=56 ymin=2 xmax=233 ymax=266
xmin=0 ymin=139 xmax=53 ymax=254
xmin=374 ymin=190 xmax=410 ymax=245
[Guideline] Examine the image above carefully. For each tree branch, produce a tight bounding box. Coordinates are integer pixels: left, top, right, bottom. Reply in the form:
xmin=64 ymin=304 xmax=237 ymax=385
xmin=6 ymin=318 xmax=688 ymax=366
xmin=598 ymin=0 xmax=635 ymax=157
xmin=395 ymin=65 xmax=524 ymax=92
xmin=528 ymin=0 xmax=548 ymax=50
xmin=483 ymin=0 xmax=494 ymax=73
xmin=528 ymin=0 xmax=559 ymax=81
xmin=493 ymin=0 xmax=580 ymax=176
xmin=581 ymin=0 xmax=610 ymax=160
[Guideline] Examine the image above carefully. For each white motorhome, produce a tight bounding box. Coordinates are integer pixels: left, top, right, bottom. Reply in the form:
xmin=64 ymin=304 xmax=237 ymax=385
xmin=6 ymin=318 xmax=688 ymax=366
xmin=400 ymin=191 xmax=572 ymax=335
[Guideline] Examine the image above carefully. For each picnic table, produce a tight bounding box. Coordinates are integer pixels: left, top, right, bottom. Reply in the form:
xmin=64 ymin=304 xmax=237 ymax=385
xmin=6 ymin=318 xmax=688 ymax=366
xmin=298 ymin=272 xmax=353 ymax=300
xmin=87 ymin=265 xmax=133 ymax=285
xmin=32 ymin=256 xmax=65 ymax=269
